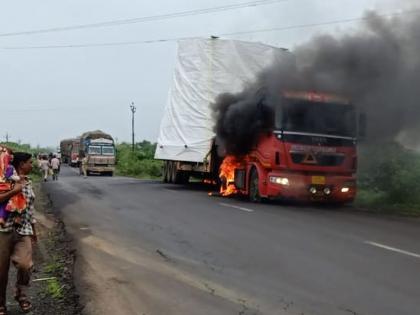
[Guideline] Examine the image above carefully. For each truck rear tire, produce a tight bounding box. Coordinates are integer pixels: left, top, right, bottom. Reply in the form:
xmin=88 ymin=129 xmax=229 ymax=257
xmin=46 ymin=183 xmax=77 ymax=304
xmin=162 ymin=162 xmax=167 ymax=183
xmin=163 ymin=161 xmax=170 ymax=183
xmin=168 ymin=161 xmax=174 ymax=183
xmin=249 ymin=168 xmax=261 ymax=202
xmin=171 ymin=162 xmax=180 ymax=183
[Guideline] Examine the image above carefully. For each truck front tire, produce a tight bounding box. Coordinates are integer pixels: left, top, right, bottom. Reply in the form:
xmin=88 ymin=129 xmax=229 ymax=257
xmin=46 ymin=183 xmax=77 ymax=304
xmin=249 ymin=168 xmax=261 ymax=202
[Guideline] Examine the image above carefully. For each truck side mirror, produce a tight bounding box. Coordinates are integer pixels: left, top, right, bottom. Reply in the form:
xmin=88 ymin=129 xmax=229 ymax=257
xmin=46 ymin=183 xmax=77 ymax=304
xmin=358 ymin=113 xmax=367 ymax=140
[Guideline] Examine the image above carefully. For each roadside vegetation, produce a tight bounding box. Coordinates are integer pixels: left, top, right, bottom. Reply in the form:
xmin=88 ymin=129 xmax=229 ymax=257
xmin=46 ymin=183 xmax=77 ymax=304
xmin=115 ymin=141 xmax=162 ymax=179
xmin=356 ymin=142 xmax=420 ymax=216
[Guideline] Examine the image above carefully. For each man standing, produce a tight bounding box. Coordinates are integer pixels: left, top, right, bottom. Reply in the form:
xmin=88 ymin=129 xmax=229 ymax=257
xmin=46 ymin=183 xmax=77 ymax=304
xmin=81 ymin=155 xmax=88 ymax=178
xmin=39 ymin=156 xmax=50 ymax=182
xmin=50 ymin=155 xmax=60 ymax=181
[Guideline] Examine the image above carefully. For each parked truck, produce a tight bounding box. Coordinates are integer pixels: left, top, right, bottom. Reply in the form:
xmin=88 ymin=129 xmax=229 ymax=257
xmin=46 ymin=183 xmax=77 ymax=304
xmin=155 ymin=38 xmax=363 ymax=203
xmin=70 ymin=138 xmax=81 ymax=167
xmin=59 ymin=138 xmax=80 ymax=166
xmin=59 ymin=138 xmax=73 ymax=164
xmin=79 ymin=130 xmax=116 ymax=176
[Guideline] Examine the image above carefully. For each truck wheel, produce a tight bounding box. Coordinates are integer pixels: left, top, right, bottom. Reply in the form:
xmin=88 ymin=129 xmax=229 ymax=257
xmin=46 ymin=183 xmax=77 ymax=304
xmin=167 ymin=161 xmax=174 ymax=183
xmin=163 ymin=161 xmax=169 ymax=183
xmin=171 ymin=162 xmax=179 ymax=184
xmin=249 ymin=168 xmax=261 ymax=202
xmin=162 ymin=163 xmax=167 ymax=182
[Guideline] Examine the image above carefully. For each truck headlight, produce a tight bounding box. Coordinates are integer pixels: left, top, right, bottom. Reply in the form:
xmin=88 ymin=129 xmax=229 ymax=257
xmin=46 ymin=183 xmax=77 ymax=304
xmin=341 ymin=187 xmax=350 ymax=193
xmin=269 ymin=176 xmax=289 ymax=185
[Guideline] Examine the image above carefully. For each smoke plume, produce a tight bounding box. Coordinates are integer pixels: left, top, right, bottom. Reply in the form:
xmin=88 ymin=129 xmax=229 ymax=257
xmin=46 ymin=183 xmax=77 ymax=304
xmin=212 ymin=10 xmax=420 ymax=155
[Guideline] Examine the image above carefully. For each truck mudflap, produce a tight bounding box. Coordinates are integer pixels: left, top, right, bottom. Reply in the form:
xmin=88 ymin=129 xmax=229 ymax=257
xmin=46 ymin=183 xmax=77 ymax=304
xmin=264 ymin=171 xmax=356 ymax=203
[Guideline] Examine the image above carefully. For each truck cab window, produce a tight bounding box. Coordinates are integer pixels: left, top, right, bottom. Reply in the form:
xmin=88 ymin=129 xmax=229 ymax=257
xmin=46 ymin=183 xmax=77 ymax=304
xmin=88 ymin=146 xmax=102 ymax=155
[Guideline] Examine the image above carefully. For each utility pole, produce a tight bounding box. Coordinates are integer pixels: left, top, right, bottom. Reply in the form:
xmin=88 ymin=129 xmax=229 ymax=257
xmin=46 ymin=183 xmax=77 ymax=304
xmin=130 ymin=102 xmax=136 ymax=152
xmin=5 ymin=133 xmax=10 ymax=143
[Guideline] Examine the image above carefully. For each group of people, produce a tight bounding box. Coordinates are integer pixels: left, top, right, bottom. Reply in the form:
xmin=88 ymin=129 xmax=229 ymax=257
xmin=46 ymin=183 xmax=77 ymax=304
xmin=0 ymin=147 xmax=37 ymax=315
xmin=37 ymin=154 xmax=60 ymax=182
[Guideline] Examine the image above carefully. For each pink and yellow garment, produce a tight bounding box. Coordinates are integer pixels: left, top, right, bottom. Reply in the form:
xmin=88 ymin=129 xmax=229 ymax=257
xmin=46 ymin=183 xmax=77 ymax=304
xmin=0 ymin=145 xmax=27 ymax=226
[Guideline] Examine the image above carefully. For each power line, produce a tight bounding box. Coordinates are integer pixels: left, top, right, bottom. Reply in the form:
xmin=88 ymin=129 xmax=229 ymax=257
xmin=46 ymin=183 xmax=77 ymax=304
xmin=0 ymin=35 xmax=194 ymax=50
xmin=0 ymin=0 xmax=286 ymax=37
xmin=219 ymin=8 xmax=420 ymax=36
xmin=1 ymin=8 xmax=419 ymax=50
xmin=2 ymin=106 xmax=114 ymax=112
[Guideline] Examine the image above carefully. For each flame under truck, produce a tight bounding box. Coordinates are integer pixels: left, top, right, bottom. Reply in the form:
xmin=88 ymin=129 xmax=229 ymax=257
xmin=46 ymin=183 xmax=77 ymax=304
xmin=155 ymin=38 xmax=364 ymax=203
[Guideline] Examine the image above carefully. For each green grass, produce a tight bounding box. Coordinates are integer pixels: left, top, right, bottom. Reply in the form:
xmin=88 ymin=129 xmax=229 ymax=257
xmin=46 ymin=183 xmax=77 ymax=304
xmin=43 ymin=254 xmax=65 ymax=299
xmin=45 ymin=278 xmax=64 ymax=299
xmin=44 ymin=259 xmax=64 ymax=274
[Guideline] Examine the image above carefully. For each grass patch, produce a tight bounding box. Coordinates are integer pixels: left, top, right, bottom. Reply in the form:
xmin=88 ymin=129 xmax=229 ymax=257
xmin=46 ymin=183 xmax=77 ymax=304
xmin=44 ymin=260 xmax=64 ymax=274
xmin=45 ymin=278 xmax=64 ymax=299
xmin=42 ymin=251 xmax=66 ymax=299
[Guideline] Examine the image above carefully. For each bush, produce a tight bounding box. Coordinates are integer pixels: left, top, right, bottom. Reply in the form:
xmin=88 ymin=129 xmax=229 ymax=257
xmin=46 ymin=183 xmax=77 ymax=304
xmin=357 ymin=142 xmax=420 ymax=215
xmin=115 ymin=141 xmax=162 ymax=179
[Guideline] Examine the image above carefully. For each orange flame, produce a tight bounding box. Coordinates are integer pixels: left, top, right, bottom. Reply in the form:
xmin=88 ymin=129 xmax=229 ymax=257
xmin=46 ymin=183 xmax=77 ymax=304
xmin=219 ymin=156 xmax=246 ymax=196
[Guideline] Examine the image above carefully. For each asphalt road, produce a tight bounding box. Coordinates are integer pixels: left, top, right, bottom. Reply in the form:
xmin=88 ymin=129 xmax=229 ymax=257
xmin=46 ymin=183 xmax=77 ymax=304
xmin=42 ymin=166 xmax=420 ymax=315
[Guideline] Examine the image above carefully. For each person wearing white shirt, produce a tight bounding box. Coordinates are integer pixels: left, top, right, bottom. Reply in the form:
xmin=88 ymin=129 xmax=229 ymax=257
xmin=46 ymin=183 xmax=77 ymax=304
xmin=50 ymin=156 xmax=60 ymax=181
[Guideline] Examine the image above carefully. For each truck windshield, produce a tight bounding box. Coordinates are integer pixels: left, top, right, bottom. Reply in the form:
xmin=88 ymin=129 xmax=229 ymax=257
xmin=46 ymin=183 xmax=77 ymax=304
xmin=88 ymin=146 xmax=102 ymax=155
xmin=279 ymin=100 xmax=356 ymax=138
xmin=102 ymin=146 xmax=115 ymax=155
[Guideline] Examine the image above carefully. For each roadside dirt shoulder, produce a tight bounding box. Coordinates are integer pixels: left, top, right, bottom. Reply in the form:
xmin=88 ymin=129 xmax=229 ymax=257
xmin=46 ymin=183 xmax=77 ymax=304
xmin=5 ymin=183 xmax=82 ymax=315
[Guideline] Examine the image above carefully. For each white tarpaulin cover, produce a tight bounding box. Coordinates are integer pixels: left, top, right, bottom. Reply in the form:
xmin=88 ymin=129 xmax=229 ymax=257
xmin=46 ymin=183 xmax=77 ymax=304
xmin=155 ymin=38 xmax=290 ymax=162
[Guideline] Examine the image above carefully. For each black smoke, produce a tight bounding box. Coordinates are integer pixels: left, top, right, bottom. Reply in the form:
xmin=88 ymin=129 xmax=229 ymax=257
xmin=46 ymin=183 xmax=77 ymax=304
xmin=212 ymin=87 xmax=273 ymax=156
xmin=212 ymin=9 xmax=420 ymax=155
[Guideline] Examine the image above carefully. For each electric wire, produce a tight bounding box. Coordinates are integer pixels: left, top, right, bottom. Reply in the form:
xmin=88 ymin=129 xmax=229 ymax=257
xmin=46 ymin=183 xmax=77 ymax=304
xmin=1 ymin=8 xmax=419 ymax=50
xmin=0 ymin=0 xmax=286 ymax=37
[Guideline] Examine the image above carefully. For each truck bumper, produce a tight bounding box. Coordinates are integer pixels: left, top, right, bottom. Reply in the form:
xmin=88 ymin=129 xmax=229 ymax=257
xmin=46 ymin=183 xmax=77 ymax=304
xmin=87 ymin=166 xmax=115 ymax=173
xmin=265 ymin=171 xmax=356 ymax=203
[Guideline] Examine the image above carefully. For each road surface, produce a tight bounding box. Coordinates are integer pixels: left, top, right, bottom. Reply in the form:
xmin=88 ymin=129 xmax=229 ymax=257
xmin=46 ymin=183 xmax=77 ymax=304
xmin=42 ymin=166 xmax=420 ymax=315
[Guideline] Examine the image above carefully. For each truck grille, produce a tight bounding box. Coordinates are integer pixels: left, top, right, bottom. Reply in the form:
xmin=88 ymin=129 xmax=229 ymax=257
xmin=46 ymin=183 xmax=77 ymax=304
xmin=290 ymin=152 xmax=345 ymax=166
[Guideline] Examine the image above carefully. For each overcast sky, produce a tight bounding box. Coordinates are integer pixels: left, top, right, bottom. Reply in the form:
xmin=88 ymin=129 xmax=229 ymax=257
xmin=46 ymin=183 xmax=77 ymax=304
xmin=0 ymin=0 xmax=412 ymax=148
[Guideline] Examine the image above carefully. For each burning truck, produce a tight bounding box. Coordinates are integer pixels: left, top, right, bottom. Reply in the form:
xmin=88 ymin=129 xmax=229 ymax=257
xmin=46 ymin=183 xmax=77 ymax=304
xmin=155 ymin=38 xmax=364 ymax=203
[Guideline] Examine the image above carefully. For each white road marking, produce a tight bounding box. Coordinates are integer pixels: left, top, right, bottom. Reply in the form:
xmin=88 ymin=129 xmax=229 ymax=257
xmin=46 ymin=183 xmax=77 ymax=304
xmin=219 ymin=203 xmax=254 ymax=213
xmin=365 ymin=241 xmax=420 ymax=259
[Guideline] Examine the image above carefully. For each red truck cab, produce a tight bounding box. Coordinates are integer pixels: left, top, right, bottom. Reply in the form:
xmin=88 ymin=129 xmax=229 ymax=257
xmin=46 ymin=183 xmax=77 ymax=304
xmin=234 ymin=91 xmax=359 ymax=204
